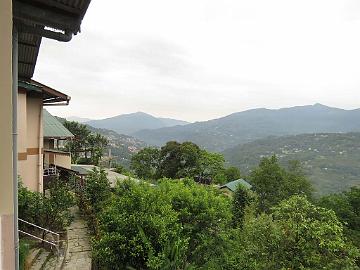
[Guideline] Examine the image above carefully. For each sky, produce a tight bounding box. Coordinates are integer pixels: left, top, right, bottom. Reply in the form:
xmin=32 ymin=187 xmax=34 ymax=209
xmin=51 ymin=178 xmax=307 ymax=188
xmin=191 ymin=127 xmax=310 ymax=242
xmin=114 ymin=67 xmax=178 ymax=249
xmin=35 ymin=0 xmax=360 ymax=122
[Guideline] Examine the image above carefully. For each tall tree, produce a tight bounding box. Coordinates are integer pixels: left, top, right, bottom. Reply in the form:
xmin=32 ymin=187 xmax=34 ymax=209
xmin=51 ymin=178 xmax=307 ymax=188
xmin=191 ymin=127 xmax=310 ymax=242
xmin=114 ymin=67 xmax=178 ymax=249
xmin=131 ymin=147 xmax=160 ymax=179
xmin=224 ymin=166 xmax=241 ymax=182
xmin=64 ymin=120 xmax=108 ymax=165
xmin=251 ymin=156 xmax=312 ymax=213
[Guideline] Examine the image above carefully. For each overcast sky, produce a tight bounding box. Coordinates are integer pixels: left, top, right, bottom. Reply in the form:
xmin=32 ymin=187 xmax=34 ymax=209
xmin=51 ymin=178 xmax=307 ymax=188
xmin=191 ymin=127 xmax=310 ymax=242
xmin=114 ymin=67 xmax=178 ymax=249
xmin=35 ymin=0 xmax=360 ymax=122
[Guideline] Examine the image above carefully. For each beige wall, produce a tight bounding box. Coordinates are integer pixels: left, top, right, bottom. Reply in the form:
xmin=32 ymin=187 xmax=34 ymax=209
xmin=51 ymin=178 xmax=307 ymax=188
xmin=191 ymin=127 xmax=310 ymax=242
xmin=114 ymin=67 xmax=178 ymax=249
xmin=0 ymin=0 xmax=15 ymax=268
xmin=44 ymin=150 xmax=72 ymax=170
xmin=17 ymin=91 xmax=27 ymax=154
xmin=17 ymin=94 xmax=44 ymax=192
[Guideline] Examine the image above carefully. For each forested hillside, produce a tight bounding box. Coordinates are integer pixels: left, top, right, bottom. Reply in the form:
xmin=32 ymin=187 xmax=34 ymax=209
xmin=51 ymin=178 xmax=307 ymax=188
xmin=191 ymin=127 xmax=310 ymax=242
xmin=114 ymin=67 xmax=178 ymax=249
xmin=223 ymin=132 xmax=360 ymax=195
xmin=133 ymin=104 xmax=360 ymax=151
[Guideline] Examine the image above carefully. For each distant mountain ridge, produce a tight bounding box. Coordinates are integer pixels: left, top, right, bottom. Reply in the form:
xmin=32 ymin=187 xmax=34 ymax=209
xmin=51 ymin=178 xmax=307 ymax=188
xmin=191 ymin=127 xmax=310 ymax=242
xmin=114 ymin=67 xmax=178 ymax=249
xmin=86 ymin=112 xmax=189 ymax=135
xmin=67 ymin=116 xmax=92 ymax=123
xmin=132 ymin=104 xmax=360 ymax=151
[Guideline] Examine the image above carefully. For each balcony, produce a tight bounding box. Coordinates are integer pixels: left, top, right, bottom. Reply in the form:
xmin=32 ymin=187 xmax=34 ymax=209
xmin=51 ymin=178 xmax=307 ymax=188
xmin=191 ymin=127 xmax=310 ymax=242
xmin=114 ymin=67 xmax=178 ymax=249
xmin=43 ymin=149 xmax=71 ymax=170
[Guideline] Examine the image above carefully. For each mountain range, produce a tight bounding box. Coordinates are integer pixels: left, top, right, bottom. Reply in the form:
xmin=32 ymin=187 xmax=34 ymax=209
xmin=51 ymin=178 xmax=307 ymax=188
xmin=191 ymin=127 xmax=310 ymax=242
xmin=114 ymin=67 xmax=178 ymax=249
xmin=132 ymin=104 xmax=360 ymax=151
xmin=85 ymin=112 xmax=189 ymax=135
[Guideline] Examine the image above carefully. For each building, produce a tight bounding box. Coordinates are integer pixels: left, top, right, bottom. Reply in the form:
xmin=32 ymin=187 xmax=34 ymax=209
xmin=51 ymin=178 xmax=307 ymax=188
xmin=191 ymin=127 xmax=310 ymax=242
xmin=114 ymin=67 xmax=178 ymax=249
xmin=43 ymin=109 xmax=73 ymax=174
xmin=0 ymin=1 xmax=91 ymax=268
xmin=17 ymin=80 xmax=71 ymax=192
xmin=220 ymin=179 xmax=252 ymax=195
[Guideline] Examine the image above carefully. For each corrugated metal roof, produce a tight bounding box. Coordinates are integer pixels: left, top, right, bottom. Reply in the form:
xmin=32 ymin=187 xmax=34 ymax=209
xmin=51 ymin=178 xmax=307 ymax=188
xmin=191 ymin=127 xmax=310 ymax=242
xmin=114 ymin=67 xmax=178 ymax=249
xmin=14 ymin=0 xmax=91 ymax=79
xmin=43 ymin=109 xmax=74 ymax=138
xmin=220 ymin=179 xmax=252 ymax=192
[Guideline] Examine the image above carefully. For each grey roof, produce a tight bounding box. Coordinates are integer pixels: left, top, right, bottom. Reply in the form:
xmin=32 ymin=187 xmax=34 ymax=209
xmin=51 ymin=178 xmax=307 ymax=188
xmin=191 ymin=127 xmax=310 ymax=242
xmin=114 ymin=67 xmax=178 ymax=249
xmin=70 ymin=165 xmax=140 ymax=188
xmin=43 ymin=109 xmax=74 ymax=138
xmin=220 ymin=179 xmax=252 ymax=192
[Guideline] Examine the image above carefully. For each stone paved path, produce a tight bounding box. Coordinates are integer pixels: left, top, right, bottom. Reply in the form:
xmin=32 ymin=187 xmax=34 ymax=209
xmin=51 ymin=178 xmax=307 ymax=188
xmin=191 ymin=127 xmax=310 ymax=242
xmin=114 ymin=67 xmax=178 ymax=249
xmin=62 ymin=207 xmax=92 ymax=270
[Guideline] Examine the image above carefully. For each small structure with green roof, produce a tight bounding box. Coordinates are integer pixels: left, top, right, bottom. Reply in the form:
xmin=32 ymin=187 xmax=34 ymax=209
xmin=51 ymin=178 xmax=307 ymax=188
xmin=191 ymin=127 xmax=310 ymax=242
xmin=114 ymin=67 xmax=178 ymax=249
xmin=220 ymin=179 xmax=252 ymax=195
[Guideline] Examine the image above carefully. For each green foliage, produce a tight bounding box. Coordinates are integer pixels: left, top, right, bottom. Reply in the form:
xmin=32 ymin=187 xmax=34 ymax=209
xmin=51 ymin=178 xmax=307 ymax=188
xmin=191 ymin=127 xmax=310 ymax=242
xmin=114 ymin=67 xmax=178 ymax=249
xmin=92 ymin=179 xmax=232 ymax=269
xmin=131 ymin=141 xmax=226 ymax=181
xmin=232 ymin=185 xmax=255 ymax=228
xmin=83 ymin=168 xmax=111 ymax=212
xmin=19 ymin=239 xmax=31 ymax=270
xmin=227 ymin=196 xmax=359 ymax=270
xmin=64 ymin=120 xmax=108 ymax=165
xmin=318 ymin=186 xmax=360 ymax=260
xmin=130 ymin=147 xmax=160 ymax=179
xmin=87 ymin=133 xmax=108 ymax=165
xmin=18 ymin=179 xmax=74 ymax=237
xmin=78 ymin=168 xmax=111 ymax=234
xmin=114 ymin=164 xmax=126 ymax=174
xmin=224 ymin=166 xmax=241 ymax=182
xmin=197 ymin=150 xmax=225 ymax=179
xmin=251 ymin=155 xmax=313 ymax=212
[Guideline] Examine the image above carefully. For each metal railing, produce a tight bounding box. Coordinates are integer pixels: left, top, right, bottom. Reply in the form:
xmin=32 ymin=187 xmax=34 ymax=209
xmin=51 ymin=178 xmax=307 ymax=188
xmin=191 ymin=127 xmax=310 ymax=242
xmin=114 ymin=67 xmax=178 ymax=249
xmin=43 ymin=166 xmax=57 ymax=176
xmin=18 ymin=218 xmax=60 ymax=254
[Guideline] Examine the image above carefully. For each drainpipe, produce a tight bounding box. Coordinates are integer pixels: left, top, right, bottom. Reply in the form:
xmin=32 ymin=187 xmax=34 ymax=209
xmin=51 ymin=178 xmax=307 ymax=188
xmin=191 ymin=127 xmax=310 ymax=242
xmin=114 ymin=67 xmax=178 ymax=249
xmin=38 ymin=107 xmax=43 ymax=192
xmin=12 ymin=26 xmax=19 ymax=270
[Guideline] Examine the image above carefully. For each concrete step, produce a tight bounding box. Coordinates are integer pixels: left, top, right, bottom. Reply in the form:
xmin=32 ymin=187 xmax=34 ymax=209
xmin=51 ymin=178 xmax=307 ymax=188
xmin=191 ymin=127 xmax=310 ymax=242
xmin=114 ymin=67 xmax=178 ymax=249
xmin=30 ymin=249 xmax=50 ymax=270
xmin=42 ymin=254 xmax=59 ymax=270
xmin=25 ymin=248 xmax=42 ymax=269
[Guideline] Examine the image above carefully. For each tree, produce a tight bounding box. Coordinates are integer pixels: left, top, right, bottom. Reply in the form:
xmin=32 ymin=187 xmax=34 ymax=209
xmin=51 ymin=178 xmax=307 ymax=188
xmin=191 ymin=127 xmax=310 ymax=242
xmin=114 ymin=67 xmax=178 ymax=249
xmin=250 ymin=155 xmax=287 ymax=212
xmin=64 ymin=121 xmax=91 ymax=163
xmin=176 ymin=142 xmax=201 ymax=178
xmin=87 ymin=133 xmax=108 ymax=165
xmin=232 ymin=185 xmax=255 ymax=228
xmin=157 ymin=141 xmax=182 ymax=178
xmin=251 ymin=156 xmax=312 ymax=213
xmin=227 ymin=196 xmax=359 ymax=269
xmin=224 ymin=166 xmax=241 ymax=182
xmin=197 ymin=150 xmax=225 ymax=179
xmin=64 ymin=120 xmax=108 ymax=165
xmin=131 ymin=147 xmax=160 ymax=179
xmin=318 ymin=186 xmax=360 ymax=259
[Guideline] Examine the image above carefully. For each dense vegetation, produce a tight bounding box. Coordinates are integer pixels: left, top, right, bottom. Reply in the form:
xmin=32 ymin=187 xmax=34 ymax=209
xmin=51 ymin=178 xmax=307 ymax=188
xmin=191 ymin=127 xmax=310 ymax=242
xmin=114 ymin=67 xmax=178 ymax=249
xmin=223 ymin=132 xmax=360 ymax=195
xmin=75 ymin=146 xmax=360 ymax=269
xmin=18 ymin=178 xmax=74 ymax=240
xmin=130 ymin=141 xmax=241 ymax=184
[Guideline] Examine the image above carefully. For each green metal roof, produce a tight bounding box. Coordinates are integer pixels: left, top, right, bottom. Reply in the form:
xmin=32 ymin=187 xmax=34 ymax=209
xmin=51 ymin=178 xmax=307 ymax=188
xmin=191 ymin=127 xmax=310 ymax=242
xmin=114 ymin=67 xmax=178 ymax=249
xmin=18 ymin=80 xmax=42 ymax=93
xmin=43 ymin=109 xmax=74 ymax=138
xmin=220 ymin=179 xmax=252 ymax=192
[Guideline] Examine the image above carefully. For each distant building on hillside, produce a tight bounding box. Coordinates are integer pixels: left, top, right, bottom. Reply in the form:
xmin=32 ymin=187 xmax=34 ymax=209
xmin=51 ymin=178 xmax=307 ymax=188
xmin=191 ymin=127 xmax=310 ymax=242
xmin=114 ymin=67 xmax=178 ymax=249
xmin=220 ymin=179 xmax=252 ymax=195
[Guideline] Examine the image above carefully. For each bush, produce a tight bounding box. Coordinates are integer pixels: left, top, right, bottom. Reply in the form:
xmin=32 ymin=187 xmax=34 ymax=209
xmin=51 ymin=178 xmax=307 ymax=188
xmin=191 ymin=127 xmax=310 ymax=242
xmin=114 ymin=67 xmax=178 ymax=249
xmin=18 ymin=179 xmax=74 ymax=239
xmin=226 ymin=196 xmax=360 ymax=269
xmin=92 ymin=178 xmax=232 ymax=269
